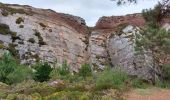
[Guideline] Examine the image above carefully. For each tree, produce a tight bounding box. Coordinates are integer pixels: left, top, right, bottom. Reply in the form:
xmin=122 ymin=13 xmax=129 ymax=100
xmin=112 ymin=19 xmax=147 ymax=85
xmin=34 ymin=62 xmax=52 ymax=82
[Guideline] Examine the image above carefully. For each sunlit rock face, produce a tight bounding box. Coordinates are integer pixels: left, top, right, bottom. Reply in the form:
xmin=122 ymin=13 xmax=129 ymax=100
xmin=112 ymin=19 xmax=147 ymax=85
xmin=0 ymin=4 xmax=89 ymax=71
xmin=0 ymin=3 xmax=167 ymax=81
xmin=89 ymin=24 xmax=160 ymax=81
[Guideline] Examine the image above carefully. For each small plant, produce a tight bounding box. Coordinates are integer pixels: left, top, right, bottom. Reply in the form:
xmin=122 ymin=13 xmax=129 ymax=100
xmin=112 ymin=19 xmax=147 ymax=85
xmin=0 ymin=23 xmax=12 ymax=35
xmin=0 ymin=43 xmax=5 ymax=49
xmin=19 ymin=25 xmax=24 ymax=28
xmin=34 ymin=30 xmax=46 ymax=46
xmin=16 ymin=17 xmax=24 ymax=24
xmin=34 ymin=62 xmax=52 ymax=82
xmin=1 ymin=10 xmax=8 ymax=17
xmin=49 ymin=29 xmax=52 ymax=32
xmin=7 ymin=43 xmax=19 ymax=58
xmin=28 ymin=38 xmax=35 ymax=44
xmin=79 ymin=64 xmax=92 ymax=79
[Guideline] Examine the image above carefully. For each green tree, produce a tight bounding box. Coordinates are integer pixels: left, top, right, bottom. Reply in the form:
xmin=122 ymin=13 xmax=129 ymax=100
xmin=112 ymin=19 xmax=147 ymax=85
xmin=79 ymin=64 xmax=92 ymax=79
xmin=34 ymin=62 xmax=52 ymax=82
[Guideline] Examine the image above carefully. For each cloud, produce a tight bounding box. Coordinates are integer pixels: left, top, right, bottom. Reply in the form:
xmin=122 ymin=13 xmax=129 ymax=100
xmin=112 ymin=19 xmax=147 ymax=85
xmin=0 ymin=0 xmax=159 ymax=26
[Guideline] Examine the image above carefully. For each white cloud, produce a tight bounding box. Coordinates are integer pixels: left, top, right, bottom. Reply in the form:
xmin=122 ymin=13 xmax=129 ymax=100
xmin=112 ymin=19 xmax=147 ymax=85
xmin=0 ymin=0 xmax=159 ymax=26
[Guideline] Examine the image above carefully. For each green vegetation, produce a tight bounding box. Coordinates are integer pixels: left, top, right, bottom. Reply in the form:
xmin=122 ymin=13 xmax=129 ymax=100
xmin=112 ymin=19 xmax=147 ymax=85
xmin=7 ymin=43 xmax=19 ymax=58
xmin=79 ymin=63 xmax=92 ymax=79
xmin=0 ymin=23 xmax=12 ymax=35
xmin=19 ymin=25 xmax=24 ymax=28
xmin=16 ymin=17 xmax=24 ymax=24
xmin=0 ymin=51 xmax=169 ymax=99
xmin=95 ymin=68 xmax=128 ymax=90
xmin=135 ymin=5 xmax=170 ymax=86
xmin=0 ymin=52 xmax=33 ymax=85
xmin=50 ymin=60 xmax=71 ymax=80
xmin=0 ymin=43 xmax=5 ymax=49
xmin=34 ymin=30 xmax=47 ymax=46
xmin=34 ymin=62 xmax=52 ymax=82
xmin=142 ymin=5 xmax=161 ymax=28
xmin=28 ymin=38 xmax=35 ymax=44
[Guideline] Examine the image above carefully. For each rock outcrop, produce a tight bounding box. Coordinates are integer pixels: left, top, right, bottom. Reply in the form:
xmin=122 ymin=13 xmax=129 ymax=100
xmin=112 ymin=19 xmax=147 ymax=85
xmin=0 ymin=3 xmax=169 ymax=81
xmin=0 ymin=3 xmax=89 ymax=71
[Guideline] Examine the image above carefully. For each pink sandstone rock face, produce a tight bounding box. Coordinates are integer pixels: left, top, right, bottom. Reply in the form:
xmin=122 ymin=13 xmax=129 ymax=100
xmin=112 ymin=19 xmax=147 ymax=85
xmin=95 ymin=14 xmax=145 ymax=30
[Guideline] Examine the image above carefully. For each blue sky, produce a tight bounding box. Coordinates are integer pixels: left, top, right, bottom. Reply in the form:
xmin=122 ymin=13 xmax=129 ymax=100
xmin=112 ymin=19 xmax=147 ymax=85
xmin=0 ymin=0 xmax=159 ymax=26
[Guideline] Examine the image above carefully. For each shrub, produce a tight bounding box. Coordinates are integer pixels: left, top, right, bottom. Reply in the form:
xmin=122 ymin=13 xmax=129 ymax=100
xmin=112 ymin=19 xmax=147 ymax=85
xmin=79 ymin=64 xmax=92 ymax=79
xmin=16 ymin=17 xmax=24 ymax=24
xmin=163 ymin=64 xmax=170 ymax=81
xmin=28 ymin=38 xmax=35 ymax=44
xmin=0 ymin=23 xmax=12 ymax=35
xmin=50 ymin=60 xmax=70 ymax=80
xmin=0 ymin=43 xmax=5 ymax=49
xmin=34 ymin=30 xmax=46 ymax=46
xmin=142 ymin=4 xmax=162 ymax=28
xmin=34 ymin=62 xmax=52 ymax=82
xmin=7 ymin=43 xmax=19 ymax=58
xmin=95 ymin=68 xmax=128 ymax=90
xmin=131 ymin=78 xmax=149 ymax=88
xmin=19 ymin=25 xmax=24 ymax=28
xmin=1 ymin=10 xmax=8 ymax=17
xmin=0 ymin=52 xmax=33 ymax=85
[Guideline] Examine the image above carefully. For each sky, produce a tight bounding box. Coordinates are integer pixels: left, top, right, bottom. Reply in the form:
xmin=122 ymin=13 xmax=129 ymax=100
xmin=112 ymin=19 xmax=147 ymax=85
xmin=0 ymin=0 xmax=159 ymax=26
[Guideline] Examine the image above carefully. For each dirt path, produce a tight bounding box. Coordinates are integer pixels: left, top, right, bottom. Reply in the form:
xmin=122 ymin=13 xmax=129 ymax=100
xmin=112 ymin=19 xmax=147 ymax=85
xmin=126 ymin=88 xmax=170 ymax=100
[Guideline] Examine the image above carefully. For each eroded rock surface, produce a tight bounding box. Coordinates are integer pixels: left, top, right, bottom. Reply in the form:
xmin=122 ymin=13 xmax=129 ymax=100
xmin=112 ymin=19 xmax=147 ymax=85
xmin=0 ymin=3 xmax=169 ymax=81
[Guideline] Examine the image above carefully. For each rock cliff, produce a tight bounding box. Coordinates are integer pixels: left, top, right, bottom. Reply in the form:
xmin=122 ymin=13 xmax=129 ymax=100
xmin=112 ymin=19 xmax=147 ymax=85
xmin=0 ymin=3 xmax=169 ymax=81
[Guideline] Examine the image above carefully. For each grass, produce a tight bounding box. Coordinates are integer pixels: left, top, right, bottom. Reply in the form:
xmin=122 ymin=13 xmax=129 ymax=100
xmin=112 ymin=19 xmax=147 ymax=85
xmin=95 ymin=68 xmax=129 ymax=90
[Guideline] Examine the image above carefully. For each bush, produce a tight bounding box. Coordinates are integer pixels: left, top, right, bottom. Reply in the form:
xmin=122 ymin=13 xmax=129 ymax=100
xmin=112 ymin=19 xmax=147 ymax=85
xmin=0 ymin=43 xmax=5 ymax=49
xmin=95 ymin=68 xmax=128 ymax=90
xmin=19 ymin=25 xmax=24 ymax=28
xmin=163 ymin=64 xmax=170 ymax=81
xmin=28 ymin=38 xmax=35 ymax=44
xmin=0 ymin=23 xmax=12 ymax=35
xmin=34 ymin=30 xmax=46 ymax=46
xmin=34 ymin=62 xmax=52 ymax=82
xmin=142 ymin=4 xmax=162 ymax=28
xmin=16 ymin=17 xmax=24 ymax=24
xmin=50 ymin=60 xmax=70 ymax=80
xmin=131 ymin=78 xmax=149 ymax=89
xmin=0 ymin=52 xmax=33 ymax=85
xmin=79 ymin=64 xmax=92 ymax=79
